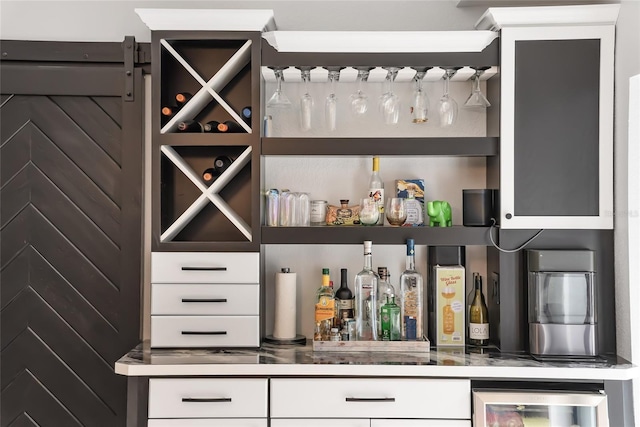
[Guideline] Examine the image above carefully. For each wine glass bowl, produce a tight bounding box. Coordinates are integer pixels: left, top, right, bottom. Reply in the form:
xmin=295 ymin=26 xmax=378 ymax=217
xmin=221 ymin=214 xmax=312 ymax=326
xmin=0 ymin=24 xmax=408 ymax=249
xmin=438 ymin=67 xmax=460 ymax=127
xmin=267 ymin=67 xmax=292 ymax=108
xmin=411 ymin=67 xmax=431 ymax=124
xmin=464 ymin=66 xmax=491 ymax=109
xmin=299 ymin=67 xmax=313 ymax=131
xmin=325 ymin=69 xmax=340 ymax=131
xmin=349 ymin=68 xmax=371 ymax=116
xmin=359 ymin=198 xmax=379 ymax=226
xmin=386 ymin=198 xmax=407 ymax=226
xmin=379 ymin=67 xmax=401 ymax=125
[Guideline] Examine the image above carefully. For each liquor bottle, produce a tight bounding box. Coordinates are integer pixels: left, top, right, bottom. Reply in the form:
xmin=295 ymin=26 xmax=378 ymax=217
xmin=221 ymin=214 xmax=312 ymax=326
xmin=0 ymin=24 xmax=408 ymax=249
xmin=399 ymin=239 xmax=424 ymax=340
xmin=314 ymin=268 xmax=336 ymax=341
xmin=216 ymin=121 xmax=244 ymax=133
xmin=203 ymin=121 xmax=222 ymax=133
xmin=213 ymin=156 xmax=233 ymax=174
xmin=335 ymin=268 xmax=354 ymax=327
xmin=368 ymin=157 xmax=384 ymax=225
xmin=354 ymin=241 xmax=379 ymax=341
xmin=241 ymin=106 xmax=252 ymax=124
xmin=468 ymin=272 xmax=489 ymax=346
xmin=202 ymin=168 xmax=219 ymax=185
xmin=176 ymin=120 xmax=203 ymax=133
xmin=381 ymin=295 xmax=401 ymax=341
xmin=175 ymin=92 xmax=193 ymax=106
xmin=376 ymin=267 xmax=395 ymax=336
xmin=403 ymin=189 xmax=424 ymax=226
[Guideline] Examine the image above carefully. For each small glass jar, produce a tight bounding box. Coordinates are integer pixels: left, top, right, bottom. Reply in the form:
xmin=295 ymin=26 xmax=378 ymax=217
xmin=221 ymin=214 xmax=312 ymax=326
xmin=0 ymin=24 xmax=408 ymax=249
xmin=310 ymin=200 xmax=328 ymax=225
xmin=330 ymin=327 xmax=341 ymax=341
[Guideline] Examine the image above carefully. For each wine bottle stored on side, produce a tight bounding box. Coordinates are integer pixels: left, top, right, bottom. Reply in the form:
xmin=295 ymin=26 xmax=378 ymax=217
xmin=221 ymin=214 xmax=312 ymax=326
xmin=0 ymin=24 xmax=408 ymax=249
xmin=217 ymin=121 xmax=244 ymax=133
xmin=175 ymin=92 xmax=193 ymax=106
xmin=335 ymin=268 xmax=354 ymax=328
xmin=203 ymin=121 xmax=222 ymax=133
xmin=368 ymin=156 xmax=384 ymax=225
xmin=468 ymin=272 xmax=489 ymax=346
xmin=176 ymin=120 xmax=203 ymax=133
xmin=213 ymin=156 xmax=233 ymax=174
xmin=202 ymin=168 xmax=219 ymax=185
xmin=241 ymin=106 xmax=252 ymax=124
xmin=161 ymin=105 xmax=179 ymax=118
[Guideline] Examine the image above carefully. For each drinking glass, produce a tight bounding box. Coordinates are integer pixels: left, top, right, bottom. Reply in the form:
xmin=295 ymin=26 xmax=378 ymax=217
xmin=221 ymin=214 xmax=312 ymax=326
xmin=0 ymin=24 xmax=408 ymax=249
xmin=464 ymin=66 xmax=491 ymax=109
xmin=267 ymin=67 xmax=292 ymax=108
xmin=379 ymin=67 xmax=401 ymax=125
xmin=349 ymin=67 xmax=371 ymax=116
xmin=386 ymin=198 xmax=407 ymax=226
xmin=438 ymin=68 xmax=460 ymax=127
xmin=411 ymin=67 xmax=431 ymax=123
xmin=325 ymin=69 xmax=339 ymax=131
xmin=359 ymin=198 xmax=379 ymax=226
xmin=299 ymin=67 xmax=313 ymax=131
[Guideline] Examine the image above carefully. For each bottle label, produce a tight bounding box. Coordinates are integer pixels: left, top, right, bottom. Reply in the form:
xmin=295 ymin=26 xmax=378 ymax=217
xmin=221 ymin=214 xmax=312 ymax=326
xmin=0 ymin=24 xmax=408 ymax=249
xmin=469 ymin=322 xmax=489 ymax=340
xmin=369 ymin=187 xmax=384 ymax=224
xmin=315 ymin=297 xmax=335 ymax=323
xmin=336 ymin=299 xmax=354 ymax=323
xmin=443 ymin=304 xmax=455 ymax=334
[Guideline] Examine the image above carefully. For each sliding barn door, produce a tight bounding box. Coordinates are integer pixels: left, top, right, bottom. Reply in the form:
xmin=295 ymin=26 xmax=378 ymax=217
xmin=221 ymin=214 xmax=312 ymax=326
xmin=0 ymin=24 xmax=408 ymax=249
xmin=0 ymin=41 xmax=145 ymax=427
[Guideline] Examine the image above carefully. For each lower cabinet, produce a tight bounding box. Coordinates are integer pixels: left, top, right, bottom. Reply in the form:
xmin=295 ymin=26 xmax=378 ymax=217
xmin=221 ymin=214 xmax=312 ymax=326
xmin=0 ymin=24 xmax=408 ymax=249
xmin=148 ymin=420 xmax=267 ymax=427
xmin=272 ymin=421 xmax=470 ymax=427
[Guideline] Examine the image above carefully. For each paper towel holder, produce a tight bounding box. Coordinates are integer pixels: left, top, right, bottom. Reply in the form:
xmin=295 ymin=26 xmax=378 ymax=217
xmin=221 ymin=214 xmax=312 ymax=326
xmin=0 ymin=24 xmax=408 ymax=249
xmin=264 ymin=267 xmax=307 ymax=346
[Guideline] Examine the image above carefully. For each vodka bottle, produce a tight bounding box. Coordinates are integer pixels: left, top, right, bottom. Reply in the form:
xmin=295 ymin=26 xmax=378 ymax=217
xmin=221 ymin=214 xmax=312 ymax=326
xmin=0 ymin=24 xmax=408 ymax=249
xmin=399 ymin=239 xmax=424 ymax=340
xmin=354 ymin=241 xmax=379 ymax=340
xmin=368 ymin=157 xmax=384 ymax=225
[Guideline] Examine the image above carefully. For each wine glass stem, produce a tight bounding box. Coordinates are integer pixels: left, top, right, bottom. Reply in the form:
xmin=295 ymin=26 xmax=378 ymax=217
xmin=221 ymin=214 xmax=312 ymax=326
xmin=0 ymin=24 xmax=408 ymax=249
xmin=276 ymin=72 xmax=283 ymax=94
xmin=444 ymin=74 xmax=450 ymax=96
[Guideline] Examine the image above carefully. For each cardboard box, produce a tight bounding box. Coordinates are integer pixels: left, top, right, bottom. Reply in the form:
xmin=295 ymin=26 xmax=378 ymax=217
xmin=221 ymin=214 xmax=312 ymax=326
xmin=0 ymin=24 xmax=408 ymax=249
xmin=432 ymin=265 xmax=465 ymax=346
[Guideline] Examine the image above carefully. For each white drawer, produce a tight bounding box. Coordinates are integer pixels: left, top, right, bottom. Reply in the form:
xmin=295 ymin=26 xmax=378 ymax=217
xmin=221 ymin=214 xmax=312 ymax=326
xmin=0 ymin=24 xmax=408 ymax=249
xmin=270 ymin=378 xmax=470 ymax=419
xmin=148 ymin=378 xmax=267 ymax=418
xmin=371 ymin=421 xmax=471 ymax=427
xmin=148 ymin=419 xmax=267 ymax=427
xmin=271 ymin=420 xmax=369 ymax=427
xmin=151 ymin=252 xmax=259 ymax=284
xmin=151 ymin=284 xmax=259 ymax=315
xmin=151 ymin=316 xmax=259 ymax=348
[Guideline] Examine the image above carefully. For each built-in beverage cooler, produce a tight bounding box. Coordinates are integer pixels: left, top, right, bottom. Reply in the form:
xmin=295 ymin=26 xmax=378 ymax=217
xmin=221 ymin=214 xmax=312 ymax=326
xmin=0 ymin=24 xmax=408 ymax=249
xmin=473 ymin=389 xmax=609 ymax=426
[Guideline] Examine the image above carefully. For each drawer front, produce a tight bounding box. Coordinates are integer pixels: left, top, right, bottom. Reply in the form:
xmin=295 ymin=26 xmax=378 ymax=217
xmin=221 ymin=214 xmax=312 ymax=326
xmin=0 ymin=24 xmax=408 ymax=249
xmin=151 ymin=316 xmax=259 ymax=348
xmin=148 ymin=420 xmax=267 ymax=427
xmin=371 ymin=421 xmax=471 ymax=427
xmin=151 ymin=252 xmax=259 ymax=284
xmin=151 ymin=284 xmax=259 ymax=315
xmin=271 ymin=420 xmax=370 ymax=427
xmin=271 ymin=378 xmax=470 ymax=419
xmin=148 ymin=378 xmax=267 ymax=419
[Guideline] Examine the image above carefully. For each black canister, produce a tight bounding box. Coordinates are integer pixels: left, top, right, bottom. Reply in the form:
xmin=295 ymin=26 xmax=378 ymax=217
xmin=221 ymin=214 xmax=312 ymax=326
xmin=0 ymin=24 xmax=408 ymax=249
xmin=462 ymin=189 xmax=495 ymax=226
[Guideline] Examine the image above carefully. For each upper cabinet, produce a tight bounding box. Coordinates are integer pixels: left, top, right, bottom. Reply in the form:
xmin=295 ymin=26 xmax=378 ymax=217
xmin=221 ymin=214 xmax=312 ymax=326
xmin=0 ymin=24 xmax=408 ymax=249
xmin=477 ymin=4 xmax=619 ymax=230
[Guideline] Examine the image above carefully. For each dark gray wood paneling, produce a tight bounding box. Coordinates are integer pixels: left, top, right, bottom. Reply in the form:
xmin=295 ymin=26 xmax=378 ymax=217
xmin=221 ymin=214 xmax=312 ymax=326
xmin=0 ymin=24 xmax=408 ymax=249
xmin=1 ymin=52 xmax=143 ymax=427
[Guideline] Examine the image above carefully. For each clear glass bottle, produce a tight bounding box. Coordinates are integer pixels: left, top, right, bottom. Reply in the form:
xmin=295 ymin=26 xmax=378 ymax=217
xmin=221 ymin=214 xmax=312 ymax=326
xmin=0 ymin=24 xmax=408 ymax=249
xmin=404 ymin=189 xmax=424 ymax=226
xmin=468 ymin=272 xmax=489 ymax=346
xmin=354 ymin=241 xmax=379 ymax=341
xmin=335 ymin=268 xmax=354 ymax=328
xmin=381 ymin=295 xmax=401 ymax=341
xmin=376 ymin=267 xmax=395 ymax=337
xmin=399 ymin=239 xmax=424 ymax=340
xmin=368 ymin=157 xmax=384 ymax=226
xmin=314 ymin=268 xmax=335 ymax=341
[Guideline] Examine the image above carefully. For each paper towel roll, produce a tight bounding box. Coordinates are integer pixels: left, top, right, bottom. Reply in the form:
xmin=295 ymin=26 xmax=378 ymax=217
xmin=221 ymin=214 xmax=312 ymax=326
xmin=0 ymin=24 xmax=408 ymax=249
xmin=273 ymin=268 xmax=297 ymax=340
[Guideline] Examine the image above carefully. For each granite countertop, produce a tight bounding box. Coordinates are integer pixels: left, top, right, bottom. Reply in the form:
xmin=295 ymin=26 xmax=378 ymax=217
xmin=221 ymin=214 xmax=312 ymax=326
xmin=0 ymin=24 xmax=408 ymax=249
xmin=115 ymin=341 xmax=638 ymax=381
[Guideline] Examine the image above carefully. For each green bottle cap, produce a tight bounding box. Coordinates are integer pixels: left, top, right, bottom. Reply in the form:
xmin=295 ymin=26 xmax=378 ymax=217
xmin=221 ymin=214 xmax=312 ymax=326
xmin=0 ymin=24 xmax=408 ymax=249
xmin=322 ymin=268 xmax=330 ymax=275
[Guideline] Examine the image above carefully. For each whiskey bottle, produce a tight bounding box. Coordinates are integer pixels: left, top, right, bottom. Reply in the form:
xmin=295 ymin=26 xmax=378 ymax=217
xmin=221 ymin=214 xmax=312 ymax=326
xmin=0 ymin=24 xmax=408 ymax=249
xmin=376 ymin=267 xmax=395 ymax=337
xmin=468 ymin=272 xmax=489 ymax=346
xmin=335 ymin=268 xmax=354 ymax=327
xmin=354 ymin=241 xmax=379 ymax=341
xmin=314 ymin=268 xmax=336 ymax=341
xmin=368 ymin=157 xmax=384 ymax=225
xmin=399 ymin=239 xmax=424 ymax=340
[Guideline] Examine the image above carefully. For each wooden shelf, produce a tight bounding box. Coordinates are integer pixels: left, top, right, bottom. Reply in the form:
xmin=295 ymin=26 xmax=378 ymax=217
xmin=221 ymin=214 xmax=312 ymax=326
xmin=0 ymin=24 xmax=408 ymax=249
xmin=262 ymin=137 xmax=499 ymax=156
xmin=261 ymin=225 xmax=494 ymax=245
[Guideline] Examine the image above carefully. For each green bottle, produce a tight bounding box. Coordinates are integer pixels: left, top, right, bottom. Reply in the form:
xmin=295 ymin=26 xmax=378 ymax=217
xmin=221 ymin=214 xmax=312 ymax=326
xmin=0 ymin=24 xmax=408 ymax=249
xmin=381 ymin=295 xmax=401 ymax=341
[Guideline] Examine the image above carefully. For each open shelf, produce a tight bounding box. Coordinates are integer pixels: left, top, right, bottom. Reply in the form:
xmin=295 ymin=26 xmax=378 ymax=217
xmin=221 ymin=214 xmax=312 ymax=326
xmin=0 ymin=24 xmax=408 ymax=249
xmin=262 ymin=137 xmax=499 ymax=156
xmin=261 ymin=225 xmax=493 ymax=245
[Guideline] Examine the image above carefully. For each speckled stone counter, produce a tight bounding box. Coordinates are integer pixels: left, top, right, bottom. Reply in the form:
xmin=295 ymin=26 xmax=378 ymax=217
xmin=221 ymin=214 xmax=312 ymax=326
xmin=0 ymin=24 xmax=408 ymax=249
xmin=115 ymin=341 xmax=638 ymax=381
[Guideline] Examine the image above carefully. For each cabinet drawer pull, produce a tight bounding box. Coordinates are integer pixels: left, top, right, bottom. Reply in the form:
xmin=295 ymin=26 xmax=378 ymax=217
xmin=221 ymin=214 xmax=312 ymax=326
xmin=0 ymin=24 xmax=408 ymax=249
xmin=181 ymin=266 xmax=228 ymax=271
xmin=181 ymin=298 xmax=228 ymax=303
xmin=181 ymin=331 xmax=227 ymax=335
xmin=345 ymin=397 xmax=396 ymax=403
xmin=181 ymin=397 xmax=232 ymax=403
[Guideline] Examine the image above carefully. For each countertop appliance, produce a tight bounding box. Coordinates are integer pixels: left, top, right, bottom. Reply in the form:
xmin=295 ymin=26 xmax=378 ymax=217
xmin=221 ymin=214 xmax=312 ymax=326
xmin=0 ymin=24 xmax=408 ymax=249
xmin=527 ymin=249 xmax=597 ymax=357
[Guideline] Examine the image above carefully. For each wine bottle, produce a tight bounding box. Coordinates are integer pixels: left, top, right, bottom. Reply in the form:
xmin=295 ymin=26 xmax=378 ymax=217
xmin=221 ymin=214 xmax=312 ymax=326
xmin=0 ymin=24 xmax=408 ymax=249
xmin=161 ymin=105 xmax=179 ymax=118
xmin=217 ymin=121 xmax=244 ymax=133
xmin=175 ymin=92 xmax=193 ymax=106
xmin=213 ymin=156 xmax=233 ymax=174
xmin=376 ymin=267 xmax=395 ymax=337
xmin=241 ymin=106 xmax=252 ymax=124
xmin=203 ymin=121 xmax=222 ymax=133
xmin=176 ymin=120 xmax=203 ymax=133
xmin=468 ymin=272 xmax=489 ymax=346
xmin=335 ymin=268 xmax=354 ymax=328
xmin=368 ymin=157 xmax=384 ymax=225
xmin=354 ymin=241 xmax=379 ymax=341
xmin=399 ymin=239 xmax=424 ymax=340
xmin=314 ymin=268 xmax=336 ymax=341
xmin=202 ymin=168 xmax=219 ymax=185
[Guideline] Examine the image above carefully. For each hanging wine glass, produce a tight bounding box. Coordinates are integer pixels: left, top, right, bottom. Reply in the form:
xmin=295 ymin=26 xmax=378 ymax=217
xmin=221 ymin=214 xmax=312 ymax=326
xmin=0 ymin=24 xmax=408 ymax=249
xmin=299 ymin=67 xmax=313 ymax=131
xmin=267 ymin=67 xmax=292 ymax=108
xmin=464 ymin=66 xmax=492 ymax=109
xmin=325 ymin=69 xmax=340 ymax=132
xmin=379 ymin=67 xmax=401 ymax=125
xmin=411 ymin=67 xmax=432 ymax=123
xmin=438 ymin=67 xmax=461 ymax=127
xmin=349 ymin=67 xmax=371 ymax=117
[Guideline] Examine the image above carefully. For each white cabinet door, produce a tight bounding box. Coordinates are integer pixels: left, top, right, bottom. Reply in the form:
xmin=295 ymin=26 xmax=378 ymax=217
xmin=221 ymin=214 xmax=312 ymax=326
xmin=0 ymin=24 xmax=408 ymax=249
xmin=148 ymin=420 xmax=267 ymax=427
xmin=371 ymin=420 xmax=471 ymax=427
xmin=500 ymin=25 xmax=614 ymax=229
xmin=271 ymin=420 xmax=370 ymax=427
